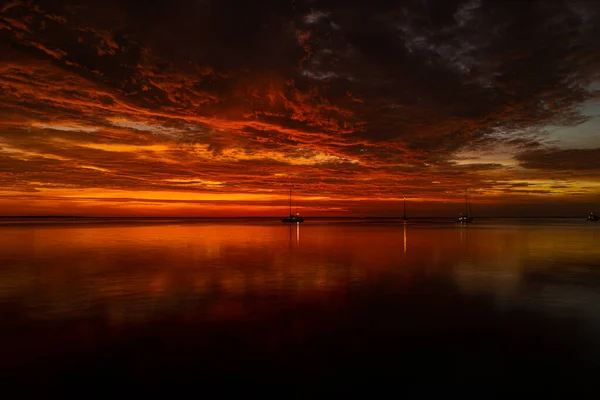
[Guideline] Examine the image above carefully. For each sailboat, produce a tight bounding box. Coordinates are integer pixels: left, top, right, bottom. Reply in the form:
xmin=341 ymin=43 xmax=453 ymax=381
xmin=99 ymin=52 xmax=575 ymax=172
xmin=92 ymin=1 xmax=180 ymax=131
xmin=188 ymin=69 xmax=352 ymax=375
xmin=457 ymin=189 xmax=474 ymax=224
xmin=402 ymin=197 xmax=409 ymax=221
xmin=587 ymin=212 xmax=599 ymax=222
xmin=282 ymin=189 xmax=304 ymax=223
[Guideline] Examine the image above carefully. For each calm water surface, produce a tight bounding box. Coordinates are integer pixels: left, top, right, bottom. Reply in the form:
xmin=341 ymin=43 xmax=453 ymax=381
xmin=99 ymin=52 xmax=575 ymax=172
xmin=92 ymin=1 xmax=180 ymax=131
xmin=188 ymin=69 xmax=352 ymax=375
xmin=0 ymin=219 xmax=599 ymax=396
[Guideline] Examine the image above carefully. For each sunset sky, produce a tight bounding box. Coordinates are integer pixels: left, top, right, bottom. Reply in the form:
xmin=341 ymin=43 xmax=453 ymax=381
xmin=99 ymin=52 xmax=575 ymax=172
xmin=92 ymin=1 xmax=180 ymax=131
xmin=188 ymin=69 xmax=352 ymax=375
xmin=1 ymin=0 xmax=600 ymax=217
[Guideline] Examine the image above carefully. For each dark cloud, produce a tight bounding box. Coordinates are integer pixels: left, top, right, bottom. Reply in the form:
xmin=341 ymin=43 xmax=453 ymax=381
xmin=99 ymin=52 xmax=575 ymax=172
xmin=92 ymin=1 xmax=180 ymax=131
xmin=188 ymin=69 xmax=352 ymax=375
xmin=517 ymin=148 xmax=600 ymax=171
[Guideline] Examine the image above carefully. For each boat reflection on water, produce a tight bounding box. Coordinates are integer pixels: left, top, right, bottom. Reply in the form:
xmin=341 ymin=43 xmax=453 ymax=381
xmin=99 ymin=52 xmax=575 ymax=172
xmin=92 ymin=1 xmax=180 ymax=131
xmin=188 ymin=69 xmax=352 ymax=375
xmin=403 ymin=223 xmax=407 ymax=256
xmin=288 ymin=221 xmax=300 ymax=248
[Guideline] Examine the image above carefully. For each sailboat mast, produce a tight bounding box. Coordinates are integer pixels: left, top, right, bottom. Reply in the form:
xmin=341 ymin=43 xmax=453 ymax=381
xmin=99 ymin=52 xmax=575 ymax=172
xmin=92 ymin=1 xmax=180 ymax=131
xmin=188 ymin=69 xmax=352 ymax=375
xmin=289 ymin=188 xmax=292 ymax=215
xmin=403 ymin=197 xmax=407 ymax=219
xmin=465 ymin=189 xmax=468 ymax=217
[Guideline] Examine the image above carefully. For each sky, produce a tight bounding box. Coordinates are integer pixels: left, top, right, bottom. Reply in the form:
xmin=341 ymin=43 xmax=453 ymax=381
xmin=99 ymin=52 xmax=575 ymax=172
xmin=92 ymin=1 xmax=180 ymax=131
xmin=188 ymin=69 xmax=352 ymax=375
xmin=1 ymin=0 xmax=600 ymax=217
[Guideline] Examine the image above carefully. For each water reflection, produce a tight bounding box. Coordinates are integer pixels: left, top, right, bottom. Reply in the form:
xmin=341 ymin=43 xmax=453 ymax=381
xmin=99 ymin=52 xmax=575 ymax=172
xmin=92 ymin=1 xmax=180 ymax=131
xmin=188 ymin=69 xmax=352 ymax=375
xmin=0 ymin=221 xmax=598 ymax=322
xmin=287 ymin=222 xmax=300 ymax=249
xmin=459 ymin=223 xmax=469 ymax=251
xmin=403 ymin=223 xmax=407 ymax=256
xmin=0 ymin=220 xmax=599 ymax=395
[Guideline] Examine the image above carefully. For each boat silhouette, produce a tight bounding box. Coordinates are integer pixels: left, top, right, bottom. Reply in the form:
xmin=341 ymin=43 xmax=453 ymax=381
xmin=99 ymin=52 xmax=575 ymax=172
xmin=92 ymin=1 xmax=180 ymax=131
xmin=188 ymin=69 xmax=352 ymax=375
xmin=282 ymin=189 xmax=304 ymax=223
xmin=457 ymin=189 xmax=473 ymax=224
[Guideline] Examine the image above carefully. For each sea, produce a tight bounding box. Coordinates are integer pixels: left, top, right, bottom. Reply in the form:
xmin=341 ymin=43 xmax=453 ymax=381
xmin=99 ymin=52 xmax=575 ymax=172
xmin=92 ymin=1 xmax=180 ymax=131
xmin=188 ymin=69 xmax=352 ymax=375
xmin=0 ymin=218 xmax=599 ymax=397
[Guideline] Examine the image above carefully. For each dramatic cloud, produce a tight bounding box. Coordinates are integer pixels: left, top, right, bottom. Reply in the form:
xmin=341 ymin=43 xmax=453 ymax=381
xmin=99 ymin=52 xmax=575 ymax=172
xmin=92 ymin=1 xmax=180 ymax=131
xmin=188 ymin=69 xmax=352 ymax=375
xmin=517 ymin=148 xmax=600 ymax=172
xmin=1 ymin=0 xmax=600 ymax=216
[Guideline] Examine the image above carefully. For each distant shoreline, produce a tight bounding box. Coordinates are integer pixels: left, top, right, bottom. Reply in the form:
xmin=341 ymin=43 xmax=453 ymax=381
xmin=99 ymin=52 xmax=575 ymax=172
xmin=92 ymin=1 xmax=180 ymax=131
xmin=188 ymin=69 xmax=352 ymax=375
xmin=0 ymin=216 xmax=588 ymax=220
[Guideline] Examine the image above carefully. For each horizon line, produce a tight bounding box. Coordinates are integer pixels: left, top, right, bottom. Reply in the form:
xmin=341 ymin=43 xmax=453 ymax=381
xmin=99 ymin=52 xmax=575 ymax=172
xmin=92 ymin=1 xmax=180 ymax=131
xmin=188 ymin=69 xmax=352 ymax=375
xmin=0 ymin=215 xmax=590 ymax=219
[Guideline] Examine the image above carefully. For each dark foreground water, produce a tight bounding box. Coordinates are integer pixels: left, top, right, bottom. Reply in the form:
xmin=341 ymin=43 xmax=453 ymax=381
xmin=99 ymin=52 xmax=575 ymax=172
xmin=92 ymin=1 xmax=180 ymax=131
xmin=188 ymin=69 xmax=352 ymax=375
xmin=0 ymin=218 xmax=599 ymax=397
